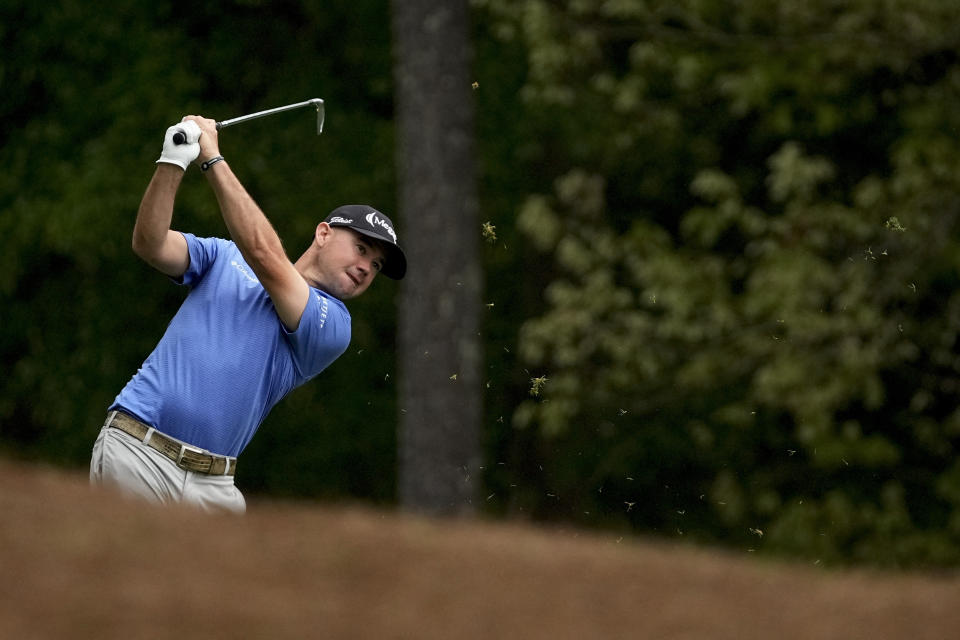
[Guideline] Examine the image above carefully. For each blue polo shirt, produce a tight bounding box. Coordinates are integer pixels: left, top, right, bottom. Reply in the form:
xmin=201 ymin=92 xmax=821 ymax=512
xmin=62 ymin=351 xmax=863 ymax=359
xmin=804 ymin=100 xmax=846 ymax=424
xmin=111 ymin=233 xmax=351 ymax=456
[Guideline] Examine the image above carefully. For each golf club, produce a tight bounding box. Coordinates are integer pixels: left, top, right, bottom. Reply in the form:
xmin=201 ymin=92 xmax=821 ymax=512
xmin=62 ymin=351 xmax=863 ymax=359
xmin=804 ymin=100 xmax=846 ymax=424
xmin=172 ymin=98 xmax=325 ymax=144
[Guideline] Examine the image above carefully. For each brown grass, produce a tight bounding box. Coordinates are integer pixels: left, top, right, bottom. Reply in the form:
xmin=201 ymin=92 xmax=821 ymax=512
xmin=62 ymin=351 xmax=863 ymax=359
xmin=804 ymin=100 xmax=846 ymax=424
xmin=2 ymin=457 xmax=959 ymax=639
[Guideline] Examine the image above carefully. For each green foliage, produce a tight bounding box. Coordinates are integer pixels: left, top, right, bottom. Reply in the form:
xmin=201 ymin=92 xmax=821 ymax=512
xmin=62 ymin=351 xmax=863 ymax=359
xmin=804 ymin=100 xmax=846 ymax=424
xmin=480 ymin=0 xmax=960 ymax=567
xmin=9 ymin=0 xmax=960 ymax=570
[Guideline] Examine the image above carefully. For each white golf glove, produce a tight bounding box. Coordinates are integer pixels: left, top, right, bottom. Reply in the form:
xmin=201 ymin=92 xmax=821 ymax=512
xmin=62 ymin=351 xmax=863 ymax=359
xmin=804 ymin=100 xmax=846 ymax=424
xmin=156 ymin=120 xmax=202 ymax=170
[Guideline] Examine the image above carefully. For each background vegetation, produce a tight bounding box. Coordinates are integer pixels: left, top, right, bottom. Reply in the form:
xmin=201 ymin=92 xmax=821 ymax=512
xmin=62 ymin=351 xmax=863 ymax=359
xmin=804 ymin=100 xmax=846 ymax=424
xmin=4 ymin=0 xmax=960 ymax=569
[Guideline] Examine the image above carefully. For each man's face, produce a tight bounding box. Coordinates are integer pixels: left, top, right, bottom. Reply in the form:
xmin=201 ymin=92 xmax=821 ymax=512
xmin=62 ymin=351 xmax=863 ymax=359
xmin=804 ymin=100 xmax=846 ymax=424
xmin=318 ymin=227 xmax=386 ymax=299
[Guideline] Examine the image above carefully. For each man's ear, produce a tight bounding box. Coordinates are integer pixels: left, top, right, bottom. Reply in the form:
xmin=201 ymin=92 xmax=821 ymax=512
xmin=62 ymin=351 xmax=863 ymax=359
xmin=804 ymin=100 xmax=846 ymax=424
xmin=315 ymin=222 xmax=333 ymax=246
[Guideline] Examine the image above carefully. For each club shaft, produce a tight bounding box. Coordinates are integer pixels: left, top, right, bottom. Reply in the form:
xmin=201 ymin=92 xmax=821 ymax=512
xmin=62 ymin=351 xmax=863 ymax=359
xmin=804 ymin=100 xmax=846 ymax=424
xmin=216 ymin=98 xmax=325 ymax=133
xmin=171 ymin=99 xmax=325 ymax=145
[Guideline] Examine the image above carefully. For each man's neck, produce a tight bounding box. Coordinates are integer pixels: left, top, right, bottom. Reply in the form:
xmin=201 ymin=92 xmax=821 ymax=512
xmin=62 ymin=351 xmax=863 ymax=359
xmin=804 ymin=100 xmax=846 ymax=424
xmin=293 ymin=254 xmax=333 ymax=296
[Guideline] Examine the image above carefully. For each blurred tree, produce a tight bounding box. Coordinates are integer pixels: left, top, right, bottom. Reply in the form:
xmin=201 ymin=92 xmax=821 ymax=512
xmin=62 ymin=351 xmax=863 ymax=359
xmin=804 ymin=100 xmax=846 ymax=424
xmin=392 ymin=0 xmax=482 ymax=514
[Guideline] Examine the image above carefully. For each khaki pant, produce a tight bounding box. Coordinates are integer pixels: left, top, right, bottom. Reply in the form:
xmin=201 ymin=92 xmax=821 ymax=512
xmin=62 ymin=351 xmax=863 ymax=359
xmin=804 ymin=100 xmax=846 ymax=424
xmin=90 ymin=425 xmax=246 ymax=514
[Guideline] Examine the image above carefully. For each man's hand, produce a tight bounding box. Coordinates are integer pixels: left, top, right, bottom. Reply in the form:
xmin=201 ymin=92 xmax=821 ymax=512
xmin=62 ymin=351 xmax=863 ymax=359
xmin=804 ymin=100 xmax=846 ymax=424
xmin=182 ymin=116 xmax=221 ymax=165
xmin=156 ymin=120 xmax=202 ymax=170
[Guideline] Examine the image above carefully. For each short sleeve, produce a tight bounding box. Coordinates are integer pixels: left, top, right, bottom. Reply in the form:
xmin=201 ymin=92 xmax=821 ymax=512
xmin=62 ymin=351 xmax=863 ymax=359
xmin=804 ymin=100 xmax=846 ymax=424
xmin=178 ymin=233 xmax=223 ymax=287
xmin=284 ymin=290 xmax=352 ymax=379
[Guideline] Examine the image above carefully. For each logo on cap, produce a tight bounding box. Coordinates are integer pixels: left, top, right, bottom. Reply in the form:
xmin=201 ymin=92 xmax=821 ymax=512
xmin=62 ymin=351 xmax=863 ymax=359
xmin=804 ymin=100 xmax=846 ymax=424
xmin=366 ymin=212 xmax=397 ymax=243
xmin=329 ymin=216 xmax=353 ymax=225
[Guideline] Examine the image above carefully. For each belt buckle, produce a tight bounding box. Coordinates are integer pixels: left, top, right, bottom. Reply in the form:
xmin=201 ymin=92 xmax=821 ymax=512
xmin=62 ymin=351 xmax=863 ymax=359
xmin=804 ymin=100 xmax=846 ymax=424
xmin=176 ymin=444 xmax=210 ymax=473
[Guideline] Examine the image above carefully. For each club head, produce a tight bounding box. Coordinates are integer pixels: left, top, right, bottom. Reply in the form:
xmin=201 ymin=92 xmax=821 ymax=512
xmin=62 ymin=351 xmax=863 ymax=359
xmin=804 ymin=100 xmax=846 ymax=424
xmin=311 ymin=98 xmax=325 ymax=134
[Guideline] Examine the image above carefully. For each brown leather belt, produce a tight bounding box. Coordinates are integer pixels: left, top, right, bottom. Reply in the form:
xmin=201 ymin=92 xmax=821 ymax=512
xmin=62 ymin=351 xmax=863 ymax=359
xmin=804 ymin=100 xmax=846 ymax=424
xmin=105 ymin=410 xmax=237 ymax=476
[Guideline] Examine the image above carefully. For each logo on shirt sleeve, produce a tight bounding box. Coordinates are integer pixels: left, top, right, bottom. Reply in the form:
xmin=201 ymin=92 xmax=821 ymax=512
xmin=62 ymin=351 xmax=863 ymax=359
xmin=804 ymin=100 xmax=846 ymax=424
xmin=315 ymin=293 xmax=330 ymax=329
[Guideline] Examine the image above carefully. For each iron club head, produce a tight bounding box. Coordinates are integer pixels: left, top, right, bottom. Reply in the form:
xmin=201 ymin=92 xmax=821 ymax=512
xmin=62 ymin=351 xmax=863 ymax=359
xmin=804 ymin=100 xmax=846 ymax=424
xmin=310 ymin=98 xmax=325 ymax=134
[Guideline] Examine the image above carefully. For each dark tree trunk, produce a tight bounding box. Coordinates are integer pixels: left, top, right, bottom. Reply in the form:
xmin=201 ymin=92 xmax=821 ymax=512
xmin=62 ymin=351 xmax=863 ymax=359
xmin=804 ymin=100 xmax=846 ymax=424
xmin=391 ymin=0 xmax=482 ymax=515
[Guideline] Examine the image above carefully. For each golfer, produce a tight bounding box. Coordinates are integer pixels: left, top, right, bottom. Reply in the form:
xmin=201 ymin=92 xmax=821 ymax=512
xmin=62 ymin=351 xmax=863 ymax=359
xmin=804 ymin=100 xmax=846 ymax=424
xmin=89 ymin=115 xmax=406 ymax=513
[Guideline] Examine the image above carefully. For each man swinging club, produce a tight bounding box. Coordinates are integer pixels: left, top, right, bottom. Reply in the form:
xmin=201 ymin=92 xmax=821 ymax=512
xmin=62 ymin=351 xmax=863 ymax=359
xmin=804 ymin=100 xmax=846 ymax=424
xmin=89 ymin=115 xmax=406 ymax=513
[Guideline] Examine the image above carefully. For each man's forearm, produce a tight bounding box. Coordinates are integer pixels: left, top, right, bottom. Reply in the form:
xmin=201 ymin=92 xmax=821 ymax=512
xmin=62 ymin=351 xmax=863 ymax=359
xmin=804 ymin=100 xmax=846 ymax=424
xmin=130 ymin=164 xmax=190 ymax=277
xmin=203 ymin=161 xmax=287 ymax=269
xmin=132 ymin=164 xmax=183 ymax=256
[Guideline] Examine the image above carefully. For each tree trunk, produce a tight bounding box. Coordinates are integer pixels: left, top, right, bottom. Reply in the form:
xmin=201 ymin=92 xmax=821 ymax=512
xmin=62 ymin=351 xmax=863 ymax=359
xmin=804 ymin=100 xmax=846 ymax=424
xmin=391 ymin=0 xmax=482 ymax=515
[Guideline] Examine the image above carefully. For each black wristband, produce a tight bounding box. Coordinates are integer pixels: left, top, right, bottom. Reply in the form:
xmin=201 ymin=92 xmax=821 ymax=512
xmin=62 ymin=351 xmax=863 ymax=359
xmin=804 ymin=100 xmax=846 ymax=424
xmin=201 ymin=155 xmax=225 ymax=172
